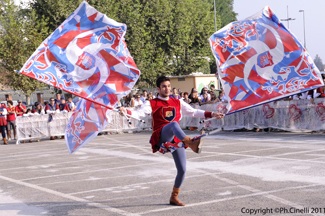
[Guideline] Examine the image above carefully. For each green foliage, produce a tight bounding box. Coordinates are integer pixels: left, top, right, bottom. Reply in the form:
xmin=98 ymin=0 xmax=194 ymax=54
xmin=30 ymin=0 xmax=222 ymax=86
xmin=314 ymin=54 xmax=324 ymax=71
xmin=209 ymin=0 xmax=237 ymax=28
xmin=0 ymin=0 xmax=49 ymax=96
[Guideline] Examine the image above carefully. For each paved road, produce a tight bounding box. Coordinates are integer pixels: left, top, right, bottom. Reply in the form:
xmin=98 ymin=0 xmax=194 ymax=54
xmin=1 ymin=130 xmax=325 ymax=216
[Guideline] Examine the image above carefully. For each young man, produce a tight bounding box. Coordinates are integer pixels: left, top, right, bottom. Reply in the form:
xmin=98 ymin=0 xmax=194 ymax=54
xmin=15 ymin=100 xmax=26 ymax=117
xmin=54 ymin=93 xmax=61 ymax=105
xmin=134 ymin=94 xmax=143 ymax=108
xmin=140 ymin=90 xmax=148 ymax=103
xmin=169 ymin=87 xmax=181 ymax=99
xmin=67 ymin=97 xmax=76 ymax=112
xmin=7 ymin=100 xmax=17 ymax=140
xmin=58 ymin=97 xmax=70 ymax=112
xmin=45 ymin=98 xmax=60 ymax=140
xmin=119 ymin=76 xmax=224 ymax=206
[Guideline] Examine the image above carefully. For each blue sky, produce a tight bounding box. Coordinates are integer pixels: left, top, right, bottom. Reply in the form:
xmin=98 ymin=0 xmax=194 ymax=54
xmin=233 ymin=0 xmax=325 ymax=62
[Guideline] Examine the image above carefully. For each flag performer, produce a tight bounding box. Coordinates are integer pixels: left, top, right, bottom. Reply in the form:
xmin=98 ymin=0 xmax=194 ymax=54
xmin=119 ymin=76 xmax=224 ymax=206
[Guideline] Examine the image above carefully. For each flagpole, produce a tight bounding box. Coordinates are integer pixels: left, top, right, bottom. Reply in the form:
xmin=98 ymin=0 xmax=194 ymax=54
xmin=14 ymin=70 xmax=145 ymax=123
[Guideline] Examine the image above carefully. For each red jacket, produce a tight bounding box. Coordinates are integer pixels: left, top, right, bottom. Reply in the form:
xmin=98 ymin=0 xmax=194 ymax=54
xmin=149 ymin=98 xmax=182 ymax=153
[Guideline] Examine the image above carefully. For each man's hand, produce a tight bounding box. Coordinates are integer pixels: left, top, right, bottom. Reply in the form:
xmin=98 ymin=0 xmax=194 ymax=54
xmin=212 ymin=112 xmax=225 ymax=119
xmin=119 ymin=107 xmax=127 ymax=116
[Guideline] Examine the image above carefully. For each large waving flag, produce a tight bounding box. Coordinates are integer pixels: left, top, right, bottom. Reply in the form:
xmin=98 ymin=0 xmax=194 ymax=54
xmin=209 ymin=6 xmax=323 ymax=114
xmin=17 ymin=1 xmax=140 ymax=153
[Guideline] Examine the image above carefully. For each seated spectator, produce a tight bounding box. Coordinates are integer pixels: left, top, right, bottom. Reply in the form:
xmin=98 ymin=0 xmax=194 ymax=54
xmin=189 ymin=88 xmax=200 ymax=105
xmin=199 ymin=87 xmax=211 ymax=101
xmin=140 ymin=90 xmax=148 ymax=103
xmin=218 ymin=91 xmax=228 ymax=103
xmin=209 ymin=93 xmax=219 ymax=104
xmin=170 ymin=87 xmax=181 ymax=99
xmin=210 ymin=84 xmax=219 ymax=97
xmin=59 ymin=97 xmax=70 ymax=112
xmin=147 ymin=92 xmax=154 ymax=100
xmin=183 ymin=92 xmax=191 ymax=104
xmin=16 ymin=100 xmax=26 ymax=117
xmin=317 ymin=76 xmax=325 ymax=97
xmin=179 ymin=92 xmax=184 ymax=100
xmin=32 ymin=103 xmax=45 ymax=114
xmin=45 ymin=98 xmax=60 ymax=114
xmin=55 ymin=93 xmax=61 ymax=105
xmin=124 ymin=93 xmax=135 ymax=107
xmin=134 ymin=94 xmax=143 ymax=108
xmin=200 ymin=93 xmax=210 ymax=105
xmin=67 ymin=97 xmax=76 ymax=111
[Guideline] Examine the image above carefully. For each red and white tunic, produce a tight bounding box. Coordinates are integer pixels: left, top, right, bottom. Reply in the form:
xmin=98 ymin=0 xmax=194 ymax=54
xmin=127 ymin=95 xmax=213 ymax=153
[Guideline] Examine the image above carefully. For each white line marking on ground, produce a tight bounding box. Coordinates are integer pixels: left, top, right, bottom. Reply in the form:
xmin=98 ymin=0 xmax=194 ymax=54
xmin=0 ymin=174 xmax=139 ymax=216
xmin=138 ymin=183 xmax=320 ymax=215
xmin=21 ymin=162 xmax=162 ymax=181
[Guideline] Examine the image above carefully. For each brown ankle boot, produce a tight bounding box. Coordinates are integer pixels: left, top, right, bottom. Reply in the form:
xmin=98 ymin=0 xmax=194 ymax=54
xmin=3 ymin=138 xmax=8 ymax=145
xmin=182 ymin=131 xmax=205 ymax=154
xmin=169 ymin=187 xmax=185 ymax=206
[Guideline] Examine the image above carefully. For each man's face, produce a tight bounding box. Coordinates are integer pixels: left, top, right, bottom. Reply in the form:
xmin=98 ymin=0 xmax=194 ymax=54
xmin=210 ymin=86 xmax=215 ymax=90
xmin=61 ymin=99 xmax=66 ymax=104
xmin=18 ymin=102 xmax=22 ymax=106
xmin=56 ymin=94 xmax=61 ymax=100
xmin=219 ymin=92 xmax=224 ymax=98
xmin=50 ymin=99 xmax=55 ymax=105
xmin=68 ymin=98 xmax=72 ymax=103
xmin=157 ymin=81 xmax=171 ymax=98
xmin=143 ymin=91 xmax=147 ymax=96
xmin=173 ymin=88 xmax=177 ymax=94
xmin=203 ymin=88 xmax=208 ymax=94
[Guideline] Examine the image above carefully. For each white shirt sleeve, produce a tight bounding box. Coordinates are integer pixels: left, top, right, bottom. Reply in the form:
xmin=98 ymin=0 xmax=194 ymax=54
xmin=129 ymin=100 xmax=152 ymax=119
xmin=180 ymin=99 xmax=205 ymax=118
xmin=2 ymin=108 xmax=7 ymax=115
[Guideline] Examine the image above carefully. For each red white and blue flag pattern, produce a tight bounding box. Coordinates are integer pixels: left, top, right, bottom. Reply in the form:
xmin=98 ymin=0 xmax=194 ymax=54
xmin=209 ymin=6 xmax=323 ymax=114
xmin=18 ymin=1 xmax=140 ymax=153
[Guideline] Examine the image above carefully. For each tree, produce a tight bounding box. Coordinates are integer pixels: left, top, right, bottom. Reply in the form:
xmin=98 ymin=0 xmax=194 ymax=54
xmin=0 ymin=0 xmax=49 ymax=103
xmin=30 ymin=0 xmax=221 ymax=86
xmin=209 ymin=0 xmax=237 ymax=28
xmin=314 ymin=54 xmax=324 ymax=71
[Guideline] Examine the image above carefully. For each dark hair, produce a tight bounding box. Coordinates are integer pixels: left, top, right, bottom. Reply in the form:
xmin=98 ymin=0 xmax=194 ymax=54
xmin=156 ymin=75 xmax=170 ymax=88
xmin=210 ymin=84 xmax=215 ymax=88
xmin=172 ymin=87 xmax=176 ymax=90
xmin=7 ymin=100 xmax=13 ymax=105
xmin=143 ymin=90 xmax=147 ymax=93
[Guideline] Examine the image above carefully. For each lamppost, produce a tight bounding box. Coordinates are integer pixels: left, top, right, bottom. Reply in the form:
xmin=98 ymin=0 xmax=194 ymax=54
xmin=299 ymin=9 xmax=306 ymax=49
xmin=280 ymin=5 xmax=295 ymax=29
xmin=213 ymin=0 xmax=217 ymax=32
xmin=213 ymin=0 xmax=221 ymax=90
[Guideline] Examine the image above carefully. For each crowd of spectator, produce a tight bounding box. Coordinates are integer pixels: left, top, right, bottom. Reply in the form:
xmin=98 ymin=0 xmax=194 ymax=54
xmin=0 ymin=93 xmax=77 ymax=144
xmin=2 ymin=77 xmax=325 ymax=144
xmin=119 ymin=84 xmax=228 ymax=108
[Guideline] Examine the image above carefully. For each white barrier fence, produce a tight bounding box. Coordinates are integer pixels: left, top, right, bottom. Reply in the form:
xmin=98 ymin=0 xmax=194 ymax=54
xmin=16 ymin=98 xmax=325 ymax=143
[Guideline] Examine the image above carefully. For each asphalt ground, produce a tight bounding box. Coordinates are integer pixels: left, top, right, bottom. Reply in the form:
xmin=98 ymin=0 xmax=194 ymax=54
xmin=1 ymin=130 xmax=325 ymax=216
